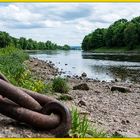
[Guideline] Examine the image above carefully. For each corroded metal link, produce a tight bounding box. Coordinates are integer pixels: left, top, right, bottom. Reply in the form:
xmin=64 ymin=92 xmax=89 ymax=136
xmin=20 ymin=87 xmax=57 ymax=105
xmin=0 ymin=79 xmax=42 ymax=111
xmin=42 ymin=101 xmax=71 ymax=137
xmin=20 ymin=88 xmax=72 ymax=137
xmin=0 ymin=73 xmax=71 ymax=137
xmin=0 ymin=98 xmax=60 ymax=129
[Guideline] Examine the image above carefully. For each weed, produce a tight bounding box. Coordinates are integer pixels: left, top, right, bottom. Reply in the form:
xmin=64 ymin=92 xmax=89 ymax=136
xmin=69 ymin=108 xmax=108 ymax=138
xmin=58 ymin=94 xmax=73 ymax=101
xmin=52 ymin=76 xmax=69 ymax=93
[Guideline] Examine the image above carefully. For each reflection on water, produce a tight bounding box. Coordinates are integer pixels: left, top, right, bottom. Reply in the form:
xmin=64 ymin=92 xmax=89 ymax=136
xmin=29 ymin=50 xmax=140 ymax=83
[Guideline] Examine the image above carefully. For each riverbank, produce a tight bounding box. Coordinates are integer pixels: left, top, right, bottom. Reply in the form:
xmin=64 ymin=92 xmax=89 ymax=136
xmin=0 ymin=56 xmax=140 ymax=137
xmin=25 ymin=57 xmax=140 ymax=137
xmin=87 ymin=47 xmax=140 ymax=53
xmin=82 ymin=51 xmax=140 ymax=62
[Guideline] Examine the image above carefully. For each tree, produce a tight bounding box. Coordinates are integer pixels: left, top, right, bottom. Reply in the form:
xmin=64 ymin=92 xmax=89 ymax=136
xmin=124 ymin=22 xmax=139 ymax=50
xmin=82 ymin=34 xmax=92 ymax=51
xmin=0 ymin=32 xmax=11 ymax=48
xmin=91 ymin=28 xmax=106 ymax=49
xmin=105 ymin=19 xmax=127 ymax=47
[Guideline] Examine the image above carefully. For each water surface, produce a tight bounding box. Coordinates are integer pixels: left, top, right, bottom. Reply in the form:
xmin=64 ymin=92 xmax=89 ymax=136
xmin=29 ymin=50 xmax=140 ymax=83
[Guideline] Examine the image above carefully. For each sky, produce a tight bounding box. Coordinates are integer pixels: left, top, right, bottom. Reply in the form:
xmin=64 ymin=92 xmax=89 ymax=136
xmin=0 ymin=3 xmax=140 ymax=46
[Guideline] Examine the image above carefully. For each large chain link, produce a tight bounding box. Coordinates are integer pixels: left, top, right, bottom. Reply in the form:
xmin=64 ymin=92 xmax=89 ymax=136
xmin=0 ymin=73 xmax=71 ymax=137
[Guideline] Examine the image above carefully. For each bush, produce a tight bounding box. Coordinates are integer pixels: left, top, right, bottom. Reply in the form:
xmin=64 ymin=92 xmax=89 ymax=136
xmin=69 ymin=108 xmax=108 ymax=138
xmin=52 ymin=76 xmax=69 ymax=93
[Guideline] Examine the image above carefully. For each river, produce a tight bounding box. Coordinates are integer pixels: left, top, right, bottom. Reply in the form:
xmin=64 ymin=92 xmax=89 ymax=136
xmin=29 ymin=50 xmax=140 ymax=83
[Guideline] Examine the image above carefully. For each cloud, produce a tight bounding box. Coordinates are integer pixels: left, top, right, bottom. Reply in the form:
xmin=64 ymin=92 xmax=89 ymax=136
xmin=0 ymin=3 xmax=140 ymax=45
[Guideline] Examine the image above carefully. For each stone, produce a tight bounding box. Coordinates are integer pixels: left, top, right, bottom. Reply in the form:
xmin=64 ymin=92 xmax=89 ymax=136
xmin=81 ymin=72 xmax=87 ymax=77
xmin=78 ymin=100 xmax=86 ymax=106
xmin=29 ymin=59 xmax=33 ymax=62
xmin=34 ymin=63 xmax=38 ymax=66
xmin=115 ymin=78 xmax=121 ymax=82
xmin=80 ymin=110 xmax=90 ymax=115
xmin=111 ymin=85 xmax=131 ymax=93
xmin=66 ymin=75 xmax=71 ymax=78
xmin=111 ymin=80 xmax=115 ymax=83
xmin=73 ymin=83 xmax=89 ymax=90
xmin=121 ymin=119 xmax=130 ymax=125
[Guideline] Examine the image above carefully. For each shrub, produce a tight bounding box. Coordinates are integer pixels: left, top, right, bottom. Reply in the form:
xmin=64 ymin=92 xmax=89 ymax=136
xmin=52 ymin=76 xmax=69 ymax=93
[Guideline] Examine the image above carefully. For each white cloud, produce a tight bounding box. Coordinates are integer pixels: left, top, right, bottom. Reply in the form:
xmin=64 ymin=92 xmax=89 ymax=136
xmin=0 ymin=3 xmax=140 ymax=45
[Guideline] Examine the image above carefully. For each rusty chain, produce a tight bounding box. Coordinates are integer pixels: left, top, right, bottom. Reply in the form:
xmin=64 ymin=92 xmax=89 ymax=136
xmin=0 ymin=72 xmax=71 ymax=137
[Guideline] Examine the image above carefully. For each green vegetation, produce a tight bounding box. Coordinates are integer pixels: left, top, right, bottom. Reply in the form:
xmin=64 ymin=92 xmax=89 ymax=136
xmin=93 ymin=47 xmax=130 ymax=53
xmin=82 ymin=16 xmax=140 ymax=52
xmin=111 ymin=132 xmax=124 ymax=138
xmin=69 ymin=108 xmax=108 ymax=138
xmin=0 ymin=46 xmax=48 ymax=93
xmin=58 ymin=94 xmax=72 ymax=101
xmin=0 ymin=31 xmax=70 ymax=50
xmin=52 ymin=76 xmax=69 ymax=93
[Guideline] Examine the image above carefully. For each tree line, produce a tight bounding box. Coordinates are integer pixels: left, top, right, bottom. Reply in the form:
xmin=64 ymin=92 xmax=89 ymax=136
xmin=0 ymin=31 xmax=70 ymax=50
xmin=82 ymin=16 xmax=140 ymax=51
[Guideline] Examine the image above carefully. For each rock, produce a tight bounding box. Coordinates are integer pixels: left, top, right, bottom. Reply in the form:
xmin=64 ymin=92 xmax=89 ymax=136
xmin=73 ymin=83 xmax=89 ymax=90
xmin=80 ymin=110 xmax=90 ymax=115
xmin=111 ymin=80 xmax=115 ymax=83
xmin=78 ymin=100 xmax=86 ymax=106
xmin=29 ymin=59 xmax=33 ymax=62
xmin=74 ymin=75 xmax=79 ymax=78
xmin=66 ymin=75 xmax=71 ymax=78
xmin=95 ymin=90 xmax=101 ymax=93
xmin=115 ymin=78 xmax=121 ymax=82
xmin=121 ymin=120 xmax=130 ymax=125
xmin=111 ymin=85 xmax=131 ymax=93
xmin=34 ymin=63 xmax=38 ymax=66
xmin=81 ymin=72 xmax=87 ymax=77
xmin=115 ymin=131 xmax=139 ymax=138
xmin=65 ymin=64 xmax=68 ymax=66
xmin=79 ymin=76 xmax=83 ymax=80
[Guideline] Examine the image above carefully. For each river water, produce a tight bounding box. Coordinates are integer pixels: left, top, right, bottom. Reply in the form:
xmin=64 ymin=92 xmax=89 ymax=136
xmin=29 ymin=50 xmax=140 ymax=83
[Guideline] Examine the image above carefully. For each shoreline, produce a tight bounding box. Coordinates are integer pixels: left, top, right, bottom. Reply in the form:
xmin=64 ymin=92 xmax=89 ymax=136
xmin=26 ymin=57 xmax=140 ymax=137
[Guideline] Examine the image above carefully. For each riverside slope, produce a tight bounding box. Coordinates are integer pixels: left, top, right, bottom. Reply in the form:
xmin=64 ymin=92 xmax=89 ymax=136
xmin=0 ymin=58 xmax=140 ymax=137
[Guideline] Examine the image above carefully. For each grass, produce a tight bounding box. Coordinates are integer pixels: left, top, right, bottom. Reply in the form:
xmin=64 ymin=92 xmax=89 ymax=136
xmin=92 ymin=46 xmax=140 ymax=53
xmin=69 ymin=108 xmax=108 ymax=138
xmin=0 ymin=46 xmax=48 ymax=93
xmin=52 ymin=76 xmax=69 ymax=93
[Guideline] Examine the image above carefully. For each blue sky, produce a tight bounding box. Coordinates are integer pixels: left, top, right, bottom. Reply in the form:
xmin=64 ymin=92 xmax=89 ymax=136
xmin=0 ymin=3 xmax=140 ymax=46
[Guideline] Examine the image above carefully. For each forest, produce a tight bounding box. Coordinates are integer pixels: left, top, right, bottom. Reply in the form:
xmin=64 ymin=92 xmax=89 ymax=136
xmin=0 ymin=31 xmax=70 ymax=50
xmin=82 ymin=16 xmax=140 ymax=51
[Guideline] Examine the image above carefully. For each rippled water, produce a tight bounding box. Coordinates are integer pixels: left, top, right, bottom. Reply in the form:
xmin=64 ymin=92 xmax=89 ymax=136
xmin=29 ymin=50 xmax=140 ymax=83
